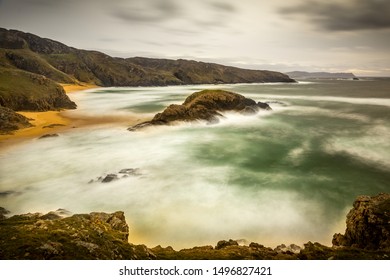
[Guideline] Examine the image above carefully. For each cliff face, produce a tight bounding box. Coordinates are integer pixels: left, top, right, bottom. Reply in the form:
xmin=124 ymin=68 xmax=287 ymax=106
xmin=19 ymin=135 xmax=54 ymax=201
xmin=1 ymin=193 xmax=389 ymax=260
xmin=332 ymin=193 xmax=390 ymax=250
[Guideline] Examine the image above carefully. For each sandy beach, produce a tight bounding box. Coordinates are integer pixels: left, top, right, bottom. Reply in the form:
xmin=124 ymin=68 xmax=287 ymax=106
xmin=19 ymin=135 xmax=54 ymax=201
xmin=0 ymin=83 xmax=125 ymax=149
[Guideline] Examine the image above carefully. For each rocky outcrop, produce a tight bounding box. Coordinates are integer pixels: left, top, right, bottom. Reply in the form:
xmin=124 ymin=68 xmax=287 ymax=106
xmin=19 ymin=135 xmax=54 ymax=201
xmin=0 ymin=106 xmax=32 ymax=134
xmin=332 ymin=193 xmax=390 ymax=250
xmin=129 ymin=90 xmax=271 ymax=130
xmin=1 ymin=193 xmax=389 ymax=260
xmin=0 ymin=69 xmax=76 ymax=111
xmin=0 ymin=209 xmax=155 ymax=260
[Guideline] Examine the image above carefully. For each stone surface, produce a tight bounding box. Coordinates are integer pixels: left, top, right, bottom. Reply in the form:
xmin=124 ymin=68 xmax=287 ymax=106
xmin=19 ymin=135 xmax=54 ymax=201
xmin=0 ymin=210 xmax=154 ymax=260
xmin=332 ymin=193 xmax=390 ymax=250
xmin=1 ymin=193 xmax=389 ymax=260
xmin=129 ymin=90 xmax=272 ymax=130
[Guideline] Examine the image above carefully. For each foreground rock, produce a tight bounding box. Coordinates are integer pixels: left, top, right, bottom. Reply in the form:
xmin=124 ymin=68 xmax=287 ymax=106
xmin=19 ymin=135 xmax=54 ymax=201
xmin=129 ymin=90 xmax=271 ymax=130
xmin=1 ymin=193 xmax=389 ymax=259
xmin=0 ymin=210 xmax=155 ymax=260
xmin=332 ymin=193 xmax=390 ymax=250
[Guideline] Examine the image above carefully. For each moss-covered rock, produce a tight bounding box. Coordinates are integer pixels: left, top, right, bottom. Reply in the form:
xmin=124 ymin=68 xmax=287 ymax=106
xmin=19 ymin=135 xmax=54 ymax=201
xmin=129 ymin=90 xmax=271 ymax=130
xmin=0 ymin=210 xmax=155 ymax=260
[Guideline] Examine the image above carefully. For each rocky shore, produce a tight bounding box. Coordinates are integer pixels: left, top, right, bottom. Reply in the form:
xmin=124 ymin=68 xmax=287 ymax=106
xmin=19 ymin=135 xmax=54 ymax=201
xmin=1 ymin=193 xmax=389 ymax=260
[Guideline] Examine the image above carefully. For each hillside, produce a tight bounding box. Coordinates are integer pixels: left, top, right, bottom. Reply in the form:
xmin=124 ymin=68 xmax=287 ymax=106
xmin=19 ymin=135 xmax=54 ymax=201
xmin=0 ymin=27 xmax=294 ymax=133
xmin=0 ymin=28 xmax=294 ymax=87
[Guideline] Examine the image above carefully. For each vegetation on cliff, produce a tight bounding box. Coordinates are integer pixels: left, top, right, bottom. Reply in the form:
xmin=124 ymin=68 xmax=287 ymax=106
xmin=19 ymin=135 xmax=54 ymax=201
xmin=1 ymin=193 xmax=388 ymax=260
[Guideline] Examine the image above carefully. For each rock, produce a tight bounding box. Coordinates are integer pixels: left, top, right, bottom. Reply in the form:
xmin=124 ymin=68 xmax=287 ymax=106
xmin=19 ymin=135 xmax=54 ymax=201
xmin=332 ymin=193 xmax=390 ymax=250
xmin=0 ymin=106 xmax=32 ymax=134
xmin=128 ymin=90 xmax=272 ymax=130
xmin=0 ymin=210 xmax=153 ymax=260
xmin=42 ymin=123 xmax=65 ymax=129
xmin=119 ymin=168 xmax=141 ymax=176
xmin=215 ymin=239 xmax=239 ymax=250
xmin=38 ymin=133 xmax=59 ymax=139
xmin=275 ymin=244 xmax=302 ymax=254
xmin=101 ymin=174 xmax=118 ymax=183
xmin=89 ymin=168 xmax=142 ymax=184
xmin=257 ymin=101 xmax=272 ymax=110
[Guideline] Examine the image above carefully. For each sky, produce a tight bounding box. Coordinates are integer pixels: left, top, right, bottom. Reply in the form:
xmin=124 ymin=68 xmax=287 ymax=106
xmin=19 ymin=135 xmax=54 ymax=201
xmin=0 ymin=0 xmax=389 ymax=76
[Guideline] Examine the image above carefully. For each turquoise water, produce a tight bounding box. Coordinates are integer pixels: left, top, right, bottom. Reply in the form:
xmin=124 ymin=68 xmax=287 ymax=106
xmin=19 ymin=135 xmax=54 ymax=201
xmin=1 ymin=79 xmax=389 ymax=248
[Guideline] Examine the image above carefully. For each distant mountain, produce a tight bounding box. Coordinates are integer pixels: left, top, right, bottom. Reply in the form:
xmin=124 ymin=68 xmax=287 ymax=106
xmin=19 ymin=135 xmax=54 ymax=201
xmin=286 ymin=71 xmax=358 ymax=80
xmin=0 ymin=27 xmax=294 ymax=133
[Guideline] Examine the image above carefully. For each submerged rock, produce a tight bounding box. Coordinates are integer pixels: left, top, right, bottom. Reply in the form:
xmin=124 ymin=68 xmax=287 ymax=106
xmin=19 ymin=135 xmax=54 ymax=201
xmin=101 ymin=174 xmax=118 ymax=183
xmin=128 ymin=90 xmax=272 ymax=130
xmin=38 ymin=133 xmax=59 ymax=139
xmin=89 ymin=168 xmax=142 ymax=184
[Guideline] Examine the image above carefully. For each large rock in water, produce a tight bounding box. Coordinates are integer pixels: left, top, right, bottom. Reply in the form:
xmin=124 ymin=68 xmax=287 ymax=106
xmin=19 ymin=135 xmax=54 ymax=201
xmin=332 ymin=193 xmax=390 ymax=250
xmin=129 ymin=90 xmax=271 ymax=130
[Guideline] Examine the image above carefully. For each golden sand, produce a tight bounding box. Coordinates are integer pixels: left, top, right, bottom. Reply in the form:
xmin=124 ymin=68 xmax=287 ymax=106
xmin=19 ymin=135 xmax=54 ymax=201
xmin=61 ymin=83 xmax=99 ymax=93
xmin=0 ymin=83 xmax=144 ymax=150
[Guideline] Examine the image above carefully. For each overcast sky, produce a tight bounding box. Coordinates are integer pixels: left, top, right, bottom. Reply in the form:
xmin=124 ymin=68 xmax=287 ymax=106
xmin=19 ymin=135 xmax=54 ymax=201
xmin=1 ymin=0 xmax=389 ymax=76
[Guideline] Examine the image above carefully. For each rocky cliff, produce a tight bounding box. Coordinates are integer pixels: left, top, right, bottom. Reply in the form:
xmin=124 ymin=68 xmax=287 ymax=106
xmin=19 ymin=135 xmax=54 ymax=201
xmin=332 ymin=193 xmax=390 ymax=250
xmin=129 ymin=89 xmax=271 ymax=130
xmin=1 ymin=193 xmax=389 ymax=260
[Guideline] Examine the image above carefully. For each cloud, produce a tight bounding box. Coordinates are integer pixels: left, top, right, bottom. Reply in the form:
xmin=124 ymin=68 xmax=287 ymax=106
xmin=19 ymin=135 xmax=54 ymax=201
xmin=209 ymin=2 xmax=236 ymax=13
xmin=112 ymin=0 xmax=180 ymax=23
xmin=279 ymin=0 xmax=390 ymax=31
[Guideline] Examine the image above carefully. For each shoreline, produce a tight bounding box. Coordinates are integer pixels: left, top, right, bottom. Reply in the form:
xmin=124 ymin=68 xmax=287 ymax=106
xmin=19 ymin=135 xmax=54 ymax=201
xmin=0 ymin=84 xmax=139 ymax=150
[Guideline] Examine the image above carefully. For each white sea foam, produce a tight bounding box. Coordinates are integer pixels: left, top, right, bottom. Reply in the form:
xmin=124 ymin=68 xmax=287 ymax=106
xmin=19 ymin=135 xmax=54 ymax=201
xmin=1 ymin=83 xmax=388 ymax=249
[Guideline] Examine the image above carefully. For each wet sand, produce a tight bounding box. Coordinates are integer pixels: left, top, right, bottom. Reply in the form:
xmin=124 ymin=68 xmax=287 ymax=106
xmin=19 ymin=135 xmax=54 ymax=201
xmin=0 ymin=83 xmax=142 ymax=150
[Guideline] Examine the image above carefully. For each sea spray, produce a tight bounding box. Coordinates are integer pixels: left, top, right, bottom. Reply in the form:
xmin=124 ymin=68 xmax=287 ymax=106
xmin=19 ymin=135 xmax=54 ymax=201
xmin=1 ymin=80 xmax=389 ymax=248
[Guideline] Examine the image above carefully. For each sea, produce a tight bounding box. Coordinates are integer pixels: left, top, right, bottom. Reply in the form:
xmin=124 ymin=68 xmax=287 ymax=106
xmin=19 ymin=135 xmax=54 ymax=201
xmin=1 ymin=78 xmax=389 ymax=249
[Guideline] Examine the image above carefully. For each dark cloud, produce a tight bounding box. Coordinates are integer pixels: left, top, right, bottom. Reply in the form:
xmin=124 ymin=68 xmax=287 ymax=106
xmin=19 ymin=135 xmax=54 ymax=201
xmin=112 ymin=0 xmax=179 ymax=23
xmin=210 ymin=2 xmax=236 ymax=13
xmin=279 ymin=0 xmax=390 ymax=31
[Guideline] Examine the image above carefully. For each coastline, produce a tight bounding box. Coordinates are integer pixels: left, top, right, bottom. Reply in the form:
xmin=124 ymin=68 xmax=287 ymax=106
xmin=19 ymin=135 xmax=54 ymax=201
xmin=0 ymin=83 xmax=99 ymax=150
